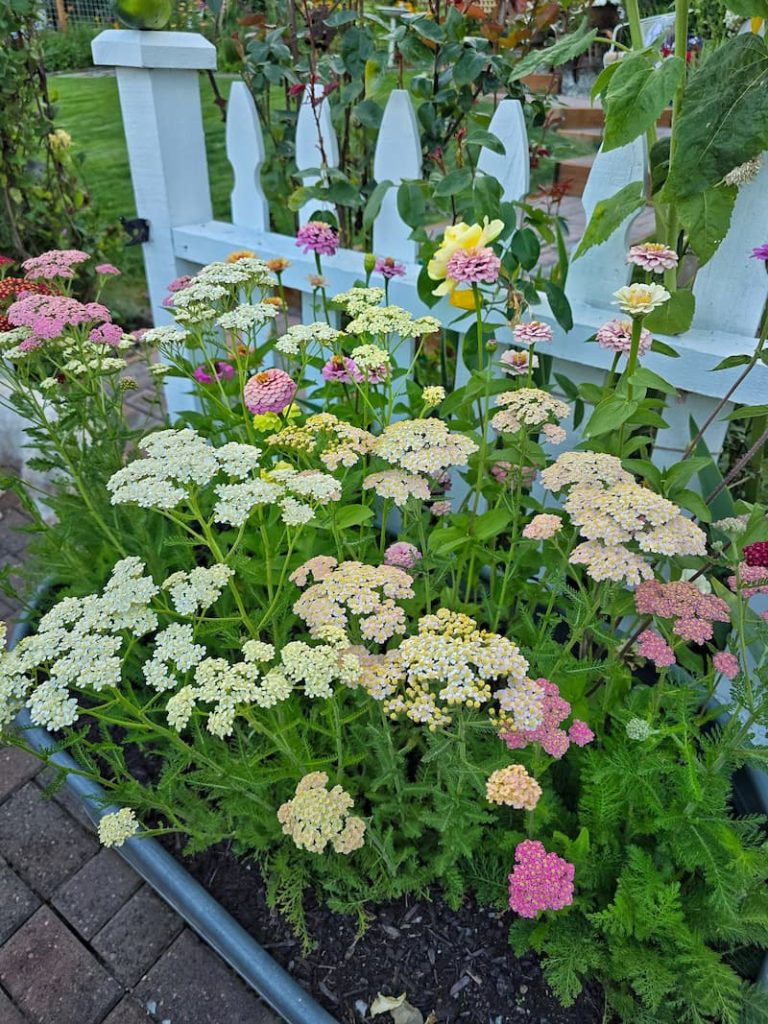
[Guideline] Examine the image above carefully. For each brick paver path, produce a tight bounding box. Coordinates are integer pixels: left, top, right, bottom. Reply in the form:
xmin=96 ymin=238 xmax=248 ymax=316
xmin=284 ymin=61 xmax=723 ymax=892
xmin=0 ymin=351 xmax=280 ymax=1024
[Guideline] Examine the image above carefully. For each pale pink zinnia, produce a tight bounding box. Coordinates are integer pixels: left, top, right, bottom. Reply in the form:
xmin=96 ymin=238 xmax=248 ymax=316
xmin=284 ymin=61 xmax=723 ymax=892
xmin=243 ymin=368 xmax=297 ymax=414
xmin=596 ymin=319 xmax=653 ymax=356
xmin=375 ymin=256 xmax=406 ymax=280
xmin=713 ymin=651 xmax=740 ymax=679
xmin=500 ymin=349 xmax=538 ymax=376
xmin=322 ymin=355 xmax=363 ymax=384
xmin=384 ymin=542 xmax=422 ymax=569
xmin=445 ymin=246 xmax=500 ymax=286
xmin=296 ymin=221 xmax=339 ymax=257
xmin=513 ymin=320 xmax=553 ymax=346
xmin=627 ymin=243 xmax=678 ymax=273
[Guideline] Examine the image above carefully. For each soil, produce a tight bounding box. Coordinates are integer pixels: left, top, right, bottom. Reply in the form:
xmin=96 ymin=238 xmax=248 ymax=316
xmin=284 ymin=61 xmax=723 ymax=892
xmin=161 ymin=837 xmax=606 ymax=1024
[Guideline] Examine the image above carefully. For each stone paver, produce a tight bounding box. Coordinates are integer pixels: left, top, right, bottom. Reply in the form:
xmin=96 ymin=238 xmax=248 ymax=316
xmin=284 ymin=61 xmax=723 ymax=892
xmin=0 ymin=745 xmax=39 ymax=801
xmin=102 ymin=995 xmax=153 ymax=1024
xmin=0 ymin=781 xmax=97 ymax=897
xmin=92 ymin=886 xmax=183 ymax=987
xmin=0 ymin=856 xmax=40 ymax=944
xmin=53 ymin=849 xmax=141 ymax=941
xmin=134 ymin=929 xmax=278 ymax=1024
xmin=0 ymin=906 xmax=122 ymax=1024
xmin=0 ymin=987 xmax=26 ymax=1024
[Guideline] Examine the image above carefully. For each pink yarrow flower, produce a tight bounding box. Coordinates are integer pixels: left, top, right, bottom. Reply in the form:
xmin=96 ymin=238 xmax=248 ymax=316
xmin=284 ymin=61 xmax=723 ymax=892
xmin=522 ymin=514 xmax=562 ymax=540
xmin=502 ymin=678 xmax=592 ymax=759
xmin=637 ymin=629 xmax=676 ymax=667
xmin=243 ymin=368 xmax=297 ymax=414
xmin=508 ymin=840 xmax=575 ymax=919
xmin=713 ymin=651 xmax=740 ymax=680
xmin=375 ymin=256 xmax=406 ymax=280
xmin=22 ymin=249 xmax=90 ymax=281
xmin=95 ymin=263 xmax=121 ymax=276
xmin=384 ymin=542 xmax=422 ymax=569
xmin=193 ymin=362 xmax=235 ymax=385
xmin=322 ymin=355 xmax=363 ymax=384
xmin=89 ymin=323 xmax=124 ymax=346
xmin=445 ymin=246 xmax=501 ymax=286
xmin=627 ymin=243 xmax=679 ymax=273
xmin=728 ymin=563 xmax=768 ymax=598
xmin=296 ymin=221 xmax=339 ymax=257
xmin=513 ymin=320 xmax=553 ymax=346
xmin=8 ymin=294 xmax=111 ymax=340
xmin=568 ymin=720 xmax=594 ymax=747
xmin=596 ymin=319 xmax=653 ymax=356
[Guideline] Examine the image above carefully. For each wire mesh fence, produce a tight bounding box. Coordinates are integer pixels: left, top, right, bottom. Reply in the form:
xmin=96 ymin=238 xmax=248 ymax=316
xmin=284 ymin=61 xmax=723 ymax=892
xmin=44 ymin=0 xmax=114 ymax=29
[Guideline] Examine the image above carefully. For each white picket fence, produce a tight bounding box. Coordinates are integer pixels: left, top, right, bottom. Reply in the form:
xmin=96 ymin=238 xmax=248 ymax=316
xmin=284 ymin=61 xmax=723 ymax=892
xmin=92 ymin=29 xmax=768 ymax=466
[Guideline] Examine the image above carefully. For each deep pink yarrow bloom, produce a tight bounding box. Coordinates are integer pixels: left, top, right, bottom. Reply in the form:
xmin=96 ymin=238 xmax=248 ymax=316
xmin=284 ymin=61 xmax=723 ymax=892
xmin=713 ymin=651 xmax=740 ymax=680
xmin=627 ymin=243 xmax=679 ymax=273
xmin=22 ymin=249 xmax=90 ymax=281
xmin=637 ymin=629 xmax=676 ymax=667
xmin=322 ymin=355 xmax=363 ymax=384
xmin=8 ymin=293 xmax=111 ymax=340
xmin=375 ymin=256 xmax=406 ymax=280
xmin=193 ymin=362 xmax=235 ymax=385
xmin=243 ymin=368 xmax=297 ymax=414
xmin=502 ymin=678 xmax=592 ymax=759
xmin=0 ymin=255 xmax=14 ymax=267
xmin=95 ymin=263 xmax=121 ymax=276
xmin=568 ymin=720 xmax=594 ymax=747
xmin=296 ymin=221 xmax=339 ymax=257
xmin=513 ymin=320 xmax=553 ymax=346
xmin=445 ymin=246 xmax=501 ymax=286
xmin=384 ymin=542 xmax=422 ymax=569
xmin=89 ymin=323 xmax=124 ymax=346
xmin=508 ymin=840 xmax=575 ymax=919
xmin=749 ymin=243 xmax=768 ymax=261
xmin=744 ymin=541 xmax=768 ymax=568
xmin=596 ymin=319 xmax=653 ymax=356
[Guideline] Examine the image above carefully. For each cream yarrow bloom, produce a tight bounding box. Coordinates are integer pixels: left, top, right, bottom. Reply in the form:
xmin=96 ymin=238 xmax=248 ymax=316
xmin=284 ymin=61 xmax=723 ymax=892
xmin=421 ymin=385 xmax=446 ymax=408
xmin=98 ymin=808 xmax=139 ymax=848
xmin=373 ymin=418 xmax=478 ymax=475
xmin=490 ymin=388 xmax=570 ymax=435
xmin=277 ymin=772 xmax=366 ymax=855
xmin=613 ymin=282 xmax=670 ymax=316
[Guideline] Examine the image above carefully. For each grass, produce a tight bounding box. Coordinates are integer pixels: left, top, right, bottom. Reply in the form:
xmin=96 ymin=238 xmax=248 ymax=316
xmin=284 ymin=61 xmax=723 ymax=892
xmin=51 ymin=72 xmax=237 ymax=324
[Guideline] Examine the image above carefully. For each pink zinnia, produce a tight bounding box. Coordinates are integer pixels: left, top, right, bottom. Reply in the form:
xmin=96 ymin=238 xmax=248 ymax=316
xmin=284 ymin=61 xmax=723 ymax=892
xmin=22 ymin=249 xmax=90 ymax=280
xmin=749 ymin=244 xmax=768 ymax=261
xmin=322 ymin=355 xmax=363 ymax=384
xmin=95 ymin=263 xmax=121 ymax=276
xmin=375 ymin=256 xmax=406 ymax=280
xmin=243 ymin=368 xmax=296 ymax=414
xmin=513 ymin=320 xmax=553 ymax=346
xmin=596 ymin=319 xmax=653 ymax=356
xmin=445 ymin=246 xmax=500 ymax=286
xmin=431 ymin=501 xmax=451 ymax=517
xmin=296 ymin=221 xmax=339 ymax=257
xmin=627 ymin=243 xmax=678 ymax=273
xmin=89 ymin=323 xmax=124 ymax=346
xmin=193 ymin=362 xmax=235 ymax=385
xmin=166 ymin=274 xmax=193 ymax=293
xmin=713 ymin=651 xmax=740 ymax=680
xmin=384 ymin=542 xmax=422 ymax=569
xmin=500 ymin=349 xmax=538 ymax=376
xmin=637 ymin=629 xmax=676 ymax=667
xmin=508 ymin=840 xmax=575 ymax=919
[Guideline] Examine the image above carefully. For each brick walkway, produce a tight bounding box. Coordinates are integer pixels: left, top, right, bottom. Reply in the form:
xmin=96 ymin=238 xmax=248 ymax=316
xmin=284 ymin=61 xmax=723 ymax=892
xmin=0 ymin=352 xmax=280 ymax=1024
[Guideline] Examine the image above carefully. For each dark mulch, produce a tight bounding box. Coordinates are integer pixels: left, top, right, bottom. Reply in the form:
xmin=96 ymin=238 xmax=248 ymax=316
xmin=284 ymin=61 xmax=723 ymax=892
xmin=162 ymin=839 xmax=605 ymax=1024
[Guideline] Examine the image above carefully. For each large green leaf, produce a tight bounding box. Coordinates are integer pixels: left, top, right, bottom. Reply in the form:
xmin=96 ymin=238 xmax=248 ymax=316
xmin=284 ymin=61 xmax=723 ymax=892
xmin=643 ymin=289 xmax=695 ymax=334
xmin=509 ymin=21 xmax=598 ymax=81
xmin=603 ymin=54 xmax=684 ymax=151
xmin=663 ymin=34 xmax=768 ymax=200
xmin=676 ymin=185 xmax=737 ymax=265
xmin=573 ymin=181 xmax=645 ymax=259
xmin=725 ymin=0 xmax=768 ymax=18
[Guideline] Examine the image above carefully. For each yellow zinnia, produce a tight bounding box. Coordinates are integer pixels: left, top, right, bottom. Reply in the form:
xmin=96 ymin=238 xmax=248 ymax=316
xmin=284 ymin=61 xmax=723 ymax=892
xmin=427 ymin=217 xmax=504 ymax=297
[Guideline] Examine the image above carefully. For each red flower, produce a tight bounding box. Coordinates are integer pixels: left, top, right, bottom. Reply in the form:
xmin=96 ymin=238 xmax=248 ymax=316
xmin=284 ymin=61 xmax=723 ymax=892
xmin=744 ymin=541 xmax=768 ymax=569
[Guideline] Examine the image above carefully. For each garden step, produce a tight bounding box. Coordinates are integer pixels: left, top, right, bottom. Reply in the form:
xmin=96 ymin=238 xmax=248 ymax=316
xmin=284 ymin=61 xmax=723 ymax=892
xmin=554 ymin=154 xmax=595 ymax=197
xmin=550 ymin=97 xmax=672 ymax=131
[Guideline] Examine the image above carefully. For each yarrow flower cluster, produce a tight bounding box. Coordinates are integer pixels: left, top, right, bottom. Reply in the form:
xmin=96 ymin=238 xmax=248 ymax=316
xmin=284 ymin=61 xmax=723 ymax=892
xmin=381 ymin=609 xmax=536 ymax=731
xmin=486 ymin=764 xmax=542 ymax=810
xmin=508 ymin=840 xmax=575 ymax=918
xmin=8 ymin=293 xmax=111 ymax=341
xmin=268 ymin=413 xmax=375 ymax=470
xmin=332 ymin=287 xmax=385 ymax=314
xmin=277 ymin=773 xmax=365 ymax=854
xmin=98 ymin=808 xmax=139 ymax=848
xmin=490 ymin=388 xmax=569 ymax=436
xmin=344 ymin=304 xmax=440 ymax=339
xmin=713 ymin=650 xmax=740 ymax=679
xmin=291 ymin=558 xmax=415 ymax=644
xmin=501 ymin=678 xmax=593 ymax=759
xmin=421 ymin=385 xmax=446 ymax=408
xmin=384 ymin=542 xmax=422 ymax=569
xmin=634 ymin=579 xmax=730 ymax=645
xmin=728 ymin=562 xmax=768 ymax=599
xmin=22 ymin=248 xmax=90 ymax=280
xmin=637 ymin=629 xmax=676 ymax=667
xmin=275 ymin=322 xmax=340 ymax=357
xmin=522 ymin=514 xmax=563 ymax=541
xmin=372 ymin=418 xmax=478 ymax=475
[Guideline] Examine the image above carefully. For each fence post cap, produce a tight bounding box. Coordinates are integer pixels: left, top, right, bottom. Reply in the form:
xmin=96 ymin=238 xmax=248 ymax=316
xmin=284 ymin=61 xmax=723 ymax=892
xmin=91 ymin=29 xmax=217 ymax=71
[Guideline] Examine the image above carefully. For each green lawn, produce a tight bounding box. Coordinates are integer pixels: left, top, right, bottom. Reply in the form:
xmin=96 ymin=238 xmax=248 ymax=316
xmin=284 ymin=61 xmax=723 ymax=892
xmin=51 ymin=73 xmax=237 ymax=324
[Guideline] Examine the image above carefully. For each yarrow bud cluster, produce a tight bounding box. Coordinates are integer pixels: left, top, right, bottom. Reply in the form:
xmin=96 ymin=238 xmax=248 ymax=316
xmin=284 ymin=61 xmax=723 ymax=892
xmin=277 ymin=772 xmax=366 ymax=854
xmin=268 ymin=413 xmax=375 ymax=471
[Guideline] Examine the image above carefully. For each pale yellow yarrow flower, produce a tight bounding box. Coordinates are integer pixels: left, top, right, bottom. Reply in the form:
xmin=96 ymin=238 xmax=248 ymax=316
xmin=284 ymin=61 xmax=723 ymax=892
xmin=428 ymin=217 xmax=504 ymax=297
xmin=98 ymin=808 xmax=139 ymax=848
xmin=421 ymin=385 xmax=446 ymax=409
xmin=613 ymin=282 xmax=670 ymax=316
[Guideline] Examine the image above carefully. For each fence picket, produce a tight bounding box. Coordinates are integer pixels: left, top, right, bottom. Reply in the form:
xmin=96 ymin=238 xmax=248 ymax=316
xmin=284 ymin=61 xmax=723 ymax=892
xmin=372 ymin=89 xmax=422 ymax=263
xmin=295 ymin=83 xmax=340 ymax=226
xmin=226 ymin=81 xmax=269 ymax=232
xmin=476 ymin=99 xmax=529 ymax=203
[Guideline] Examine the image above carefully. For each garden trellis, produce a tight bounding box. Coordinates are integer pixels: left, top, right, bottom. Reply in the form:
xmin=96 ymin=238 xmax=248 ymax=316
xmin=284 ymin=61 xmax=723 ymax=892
xmin=92 ymin=28 xmax=768 ymax=471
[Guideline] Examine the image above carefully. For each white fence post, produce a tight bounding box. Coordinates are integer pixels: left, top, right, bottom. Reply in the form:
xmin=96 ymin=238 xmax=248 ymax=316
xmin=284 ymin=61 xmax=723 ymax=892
xmin=91 ymin=30 xmax=216 ymax=418
xmin=373 ymin=89 xmax=422 ymax=264
xmin=227 ymin=81 xmax=269 ymax=232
